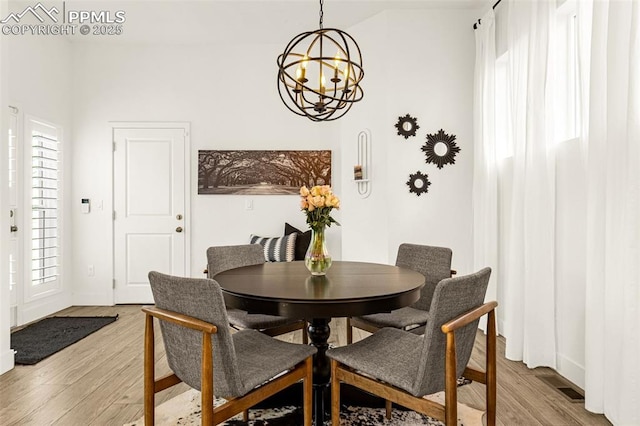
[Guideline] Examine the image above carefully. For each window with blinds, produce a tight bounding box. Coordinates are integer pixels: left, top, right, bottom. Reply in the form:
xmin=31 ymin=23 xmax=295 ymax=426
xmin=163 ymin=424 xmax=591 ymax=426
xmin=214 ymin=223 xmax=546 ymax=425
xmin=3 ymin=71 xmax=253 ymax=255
xmin=31 ymin=126 xmax=59 ymax=286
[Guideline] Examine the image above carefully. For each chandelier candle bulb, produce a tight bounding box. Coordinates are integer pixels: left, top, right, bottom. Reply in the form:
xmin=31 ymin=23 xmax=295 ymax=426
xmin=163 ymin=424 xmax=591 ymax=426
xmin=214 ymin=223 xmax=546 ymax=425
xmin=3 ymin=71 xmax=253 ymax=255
xmin=332 ymin=54 xmax=341 ymax=82
xmin=300 ymin=64 xmax=307 ymax=81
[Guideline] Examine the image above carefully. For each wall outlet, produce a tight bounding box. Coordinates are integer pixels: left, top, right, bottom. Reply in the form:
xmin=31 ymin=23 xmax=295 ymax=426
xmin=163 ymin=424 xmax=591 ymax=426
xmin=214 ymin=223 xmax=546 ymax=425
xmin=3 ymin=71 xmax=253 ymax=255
xmin=88 ymin=265 xmax=95 ymax=276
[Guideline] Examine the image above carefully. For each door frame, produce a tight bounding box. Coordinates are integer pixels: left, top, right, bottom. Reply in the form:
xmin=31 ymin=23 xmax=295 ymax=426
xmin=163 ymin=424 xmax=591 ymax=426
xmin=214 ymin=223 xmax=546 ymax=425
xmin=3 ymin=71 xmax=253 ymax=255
xmin=7 ymin=105 xmax=20 ymax=327
xmin=110 ymin=121 xmax=191 ymax=303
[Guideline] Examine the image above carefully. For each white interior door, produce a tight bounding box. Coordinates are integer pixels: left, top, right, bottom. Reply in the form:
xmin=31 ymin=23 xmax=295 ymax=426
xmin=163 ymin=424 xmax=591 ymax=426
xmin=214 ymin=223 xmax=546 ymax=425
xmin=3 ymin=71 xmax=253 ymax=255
xmin=113 ymin=125 xmax=189 ymax=303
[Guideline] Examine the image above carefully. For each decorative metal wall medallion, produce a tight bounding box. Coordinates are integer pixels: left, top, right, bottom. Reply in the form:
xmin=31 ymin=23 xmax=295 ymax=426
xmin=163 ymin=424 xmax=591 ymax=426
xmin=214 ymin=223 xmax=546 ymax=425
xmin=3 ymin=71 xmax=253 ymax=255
xmin=395 ymin=114 xmax=420 ymax=139
xmin=406 ymin=171 xmax=431 ymax=196
xmin=422 ymin=129 xmax=460 ymax=168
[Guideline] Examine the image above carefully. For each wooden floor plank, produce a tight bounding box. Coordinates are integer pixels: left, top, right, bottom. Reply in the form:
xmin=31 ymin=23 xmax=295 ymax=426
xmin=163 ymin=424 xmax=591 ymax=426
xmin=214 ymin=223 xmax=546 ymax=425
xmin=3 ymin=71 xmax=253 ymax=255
xmin=8 ymin=332 xmax=146 ymax=425
xmin=0 ymin=384 xmax=69 ymax=424
xmin=0 ymin=305 xmax=611 ymax=426
xmin=87 ymin=403 xmax=143 ymax=426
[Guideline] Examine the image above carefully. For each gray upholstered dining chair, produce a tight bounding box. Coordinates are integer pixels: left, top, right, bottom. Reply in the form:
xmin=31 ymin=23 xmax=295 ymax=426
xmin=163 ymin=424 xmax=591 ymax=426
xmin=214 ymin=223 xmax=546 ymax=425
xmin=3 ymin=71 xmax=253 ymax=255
xmin=207 ymin=244 xmax=307 ymax=343
xmin=144 ymin=271 xmax=316 ymax=426
xmin=328 ymin=267 xmax=496 ymax=426
xmin=346 ymin=243 xmax=453 ymax=343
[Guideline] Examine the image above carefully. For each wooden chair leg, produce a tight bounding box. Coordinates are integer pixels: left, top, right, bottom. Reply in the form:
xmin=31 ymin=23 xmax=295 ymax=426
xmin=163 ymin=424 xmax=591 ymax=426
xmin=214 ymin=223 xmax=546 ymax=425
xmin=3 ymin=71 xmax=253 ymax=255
xmin=444 ymin=331 xmax=458 ymax=426
xmin=302 ymin=323 xmax=308 ymax=345
xmin=331 ymin=360 xmax=341 ymax=425
xmin=144 ymin=315 xmax=155 ymax=426
xmin=242 ymin=410 xmax=249 ymax=422
xmin=304 ymin=357 xmax=313 ymax=426
xmin=385 ymin=400 xmax=392 ymax=419
xmin=201 ymin=332 xmax=214 ymax=425
xmin=346 ymin=318 xmax=353 ymax=344
xmin=487 ymin=310 xmax=497 ymax=426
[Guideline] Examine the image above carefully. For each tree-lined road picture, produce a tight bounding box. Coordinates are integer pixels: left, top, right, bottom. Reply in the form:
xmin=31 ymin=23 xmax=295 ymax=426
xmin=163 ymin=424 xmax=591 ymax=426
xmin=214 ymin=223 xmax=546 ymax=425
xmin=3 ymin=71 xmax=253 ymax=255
xmin=198 ymin=150 xmax=332 ymax=195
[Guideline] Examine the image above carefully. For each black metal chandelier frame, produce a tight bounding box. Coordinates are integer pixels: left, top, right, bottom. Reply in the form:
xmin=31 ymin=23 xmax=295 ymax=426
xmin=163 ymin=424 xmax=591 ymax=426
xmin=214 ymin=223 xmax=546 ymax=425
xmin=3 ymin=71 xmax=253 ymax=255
xmin=277 ymin=0 xmax=364 ymax=122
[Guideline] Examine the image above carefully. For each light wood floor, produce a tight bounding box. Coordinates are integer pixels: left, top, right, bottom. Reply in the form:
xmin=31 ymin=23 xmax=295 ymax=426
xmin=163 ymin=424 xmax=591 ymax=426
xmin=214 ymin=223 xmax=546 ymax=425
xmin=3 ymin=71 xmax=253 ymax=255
xmin=0 ymin=305 xmax=610 ymax=426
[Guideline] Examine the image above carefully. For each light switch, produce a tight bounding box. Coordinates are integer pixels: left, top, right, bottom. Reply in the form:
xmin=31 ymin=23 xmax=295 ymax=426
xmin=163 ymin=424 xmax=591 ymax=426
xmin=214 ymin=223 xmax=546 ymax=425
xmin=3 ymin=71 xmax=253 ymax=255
xmin=245 ymin=199 xmax=253 ymax=210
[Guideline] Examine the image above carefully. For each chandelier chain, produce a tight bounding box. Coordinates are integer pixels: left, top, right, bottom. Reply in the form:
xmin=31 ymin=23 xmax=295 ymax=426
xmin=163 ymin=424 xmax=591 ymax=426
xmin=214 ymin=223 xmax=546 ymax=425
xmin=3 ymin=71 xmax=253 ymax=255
xmin=319 ymin=0 xmax=324 ymax=29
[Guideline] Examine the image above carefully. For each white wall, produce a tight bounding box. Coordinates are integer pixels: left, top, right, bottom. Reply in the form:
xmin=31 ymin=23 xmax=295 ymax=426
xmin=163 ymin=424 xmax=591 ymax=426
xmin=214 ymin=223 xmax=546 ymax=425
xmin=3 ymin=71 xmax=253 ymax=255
xmin=340 ymin=9 xmax=476 ymax=273
xmin=339 ymin=11 xmax=392 ymax=264
xmin=70 ymin=42 xmax=341 ymax=304
xmin=5 ymin=35 xmax=73 ymax=324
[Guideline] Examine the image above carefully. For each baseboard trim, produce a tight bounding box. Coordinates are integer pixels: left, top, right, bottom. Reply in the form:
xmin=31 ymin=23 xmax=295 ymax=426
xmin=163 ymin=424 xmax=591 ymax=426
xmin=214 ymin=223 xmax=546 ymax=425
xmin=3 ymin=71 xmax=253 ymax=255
xmin=72 ymin=291 xmax=114 ymax=306
xmin=557 ymin=353 xmax=585 ymax=390
xmin=497 ymin=317 xmax=505 ymax=337
xmin=0 ymin=349 xmax=15 ymax=375
xmin=499 ymin=320 xmax=584 ymax=390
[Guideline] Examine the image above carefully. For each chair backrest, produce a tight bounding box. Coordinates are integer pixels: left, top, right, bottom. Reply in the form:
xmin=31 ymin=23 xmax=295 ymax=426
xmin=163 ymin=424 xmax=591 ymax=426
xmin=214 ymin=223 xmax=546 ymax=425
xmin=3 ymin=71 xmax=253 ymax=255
xmin=148 ymin=271 xmax=246 ymax=398
xmin=412 ymin=267 xmax=491 ymax=396
xmin=395 ymin=243 xmax=453 ymax=311
xmin=206 ymin=244 xmax=265 ymax=278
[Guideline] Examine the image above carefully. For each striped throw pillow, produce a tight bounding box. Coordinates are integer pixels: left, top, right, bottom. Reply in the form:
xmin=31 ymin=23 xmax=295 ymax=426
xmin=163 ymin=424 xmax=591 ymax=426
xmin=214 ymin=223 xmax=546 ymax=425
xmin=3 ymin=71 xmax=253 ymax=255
xmin=249 ymin=233 xmax=297 ymax=262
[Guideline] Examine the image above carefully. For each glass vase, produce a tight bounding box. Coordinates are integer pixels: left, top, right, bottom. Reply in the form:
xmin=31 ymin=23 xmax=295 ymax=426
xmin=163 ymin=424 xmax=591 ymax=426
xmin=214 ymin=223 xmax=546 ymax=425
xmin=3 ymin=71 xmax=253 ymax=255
xmin=305 ymin=226 xmax=332 ymax=276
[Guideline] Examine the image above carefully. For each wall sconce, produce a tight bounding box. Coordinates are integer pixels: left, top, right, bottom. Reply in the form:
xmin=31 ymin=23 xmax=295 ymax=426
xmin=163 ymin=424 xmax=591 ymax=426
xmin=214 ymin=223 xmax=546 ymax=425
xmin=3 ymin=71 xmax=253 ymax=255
xmin=355 ymin=129 xmax=371 ymax=198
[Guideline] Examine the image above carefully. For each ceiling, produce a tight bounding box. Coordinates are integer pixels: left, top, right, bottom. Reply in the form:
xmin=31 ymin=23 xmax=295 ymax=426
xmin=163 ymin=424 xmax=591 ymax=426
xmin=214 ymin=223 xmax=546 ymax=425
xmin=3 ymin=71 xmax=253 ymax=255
xmin=51 ymin=0 xmax=488 ymax=45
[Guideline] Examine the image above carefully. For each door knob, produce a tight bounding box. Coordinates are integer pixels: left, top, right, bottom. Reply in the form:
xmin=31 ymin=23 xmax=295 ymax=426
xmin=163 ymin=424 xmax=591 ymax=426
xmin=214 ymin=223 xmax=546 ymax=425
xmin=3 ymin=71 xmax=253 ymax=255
xmin=10 ymin=225 xmax=18 ymax=232
xmin=176 ymin=226 xmax=183 ymax=233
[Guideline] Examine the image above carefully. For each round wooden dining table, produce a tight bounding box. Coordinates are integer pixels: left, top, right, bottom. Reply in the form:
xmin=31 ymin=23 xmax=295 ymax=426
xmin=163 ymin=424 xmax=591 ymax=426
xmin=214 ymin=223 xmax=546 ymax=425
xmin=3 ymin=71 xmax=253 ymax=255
xmin=214 ymin=260 xmax=425 ymax=425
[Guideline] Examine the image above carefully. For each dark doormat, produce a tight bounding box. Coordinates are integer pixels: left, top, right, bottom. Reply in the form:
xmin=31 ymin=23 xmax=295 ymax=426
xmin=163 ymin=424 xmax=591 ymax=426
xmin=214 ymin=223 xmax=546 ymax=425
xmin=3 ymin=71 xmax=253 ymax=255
xmin=11 ymin=315 xmax=119 ymax=365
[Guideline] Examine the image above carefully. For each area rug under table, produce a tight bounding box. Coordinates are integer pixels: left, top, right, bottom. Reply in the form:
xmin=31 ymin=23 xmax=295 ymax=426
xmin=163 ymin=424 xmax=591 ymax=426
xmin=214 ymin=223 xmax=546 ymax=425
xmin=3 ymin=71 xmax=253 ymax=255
xmin=125 ymin=388 xmax=485 ymax=426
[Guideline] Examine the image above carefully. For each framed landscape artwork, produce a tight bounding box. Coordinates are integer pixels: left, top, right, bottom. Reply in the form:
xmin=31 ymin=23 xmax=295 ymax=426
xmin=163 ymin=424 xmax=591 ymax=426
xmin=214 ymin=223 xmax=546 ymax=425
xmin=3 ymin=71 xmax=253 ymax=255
xmin=198 ymin=150 xmax=332 ymax=195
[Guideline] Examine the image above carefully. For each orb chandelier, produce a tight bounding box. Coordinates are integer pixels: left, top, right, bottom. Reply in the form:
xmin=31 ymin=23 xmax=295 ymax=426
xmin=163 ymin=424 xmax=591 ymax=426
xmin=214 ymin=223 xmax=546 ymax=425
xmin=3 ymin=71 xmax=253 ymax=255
xmin=277 ymin=0 xmax=364 ymax=122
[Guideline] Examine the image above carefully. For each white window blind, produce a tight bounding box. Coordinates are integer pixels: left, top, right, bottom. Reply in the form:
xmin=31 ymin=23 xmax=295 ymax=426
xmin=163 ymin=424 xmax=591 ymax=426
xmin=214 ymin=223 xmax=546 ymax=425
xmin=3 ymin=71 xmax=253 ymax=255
xmin=31 ymin=127 xmax=59 ymax=285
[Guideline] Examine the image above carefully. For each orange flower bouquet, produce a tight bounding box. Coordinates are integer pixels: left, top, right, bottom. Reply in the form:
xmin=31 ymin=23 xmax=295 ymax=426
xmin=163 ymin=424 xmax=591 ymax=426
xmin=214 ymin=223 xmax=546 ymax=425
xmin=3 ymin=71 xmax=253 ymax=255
xmin=299 ymin=185 xmax=340 ymax=275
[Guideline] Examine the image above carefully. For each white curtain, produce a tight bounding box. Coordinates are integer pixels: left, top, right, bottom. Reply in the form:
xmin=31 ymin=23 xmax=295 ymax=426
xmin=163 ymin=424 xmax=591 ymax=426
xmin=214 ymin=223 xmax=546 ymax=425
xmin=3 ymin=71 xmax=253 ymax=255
xmin=473 ymin=0 xmax=557 ymax=366
xmin=472 ymin=9 xmax=499 ymax=312
xmin=501 ymin=0 xmax=558 ymax=368
xmin=580 ymin=0 xmax=640 ymax=423
xmin=475 ymin=0 xmax=640 ymax=422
